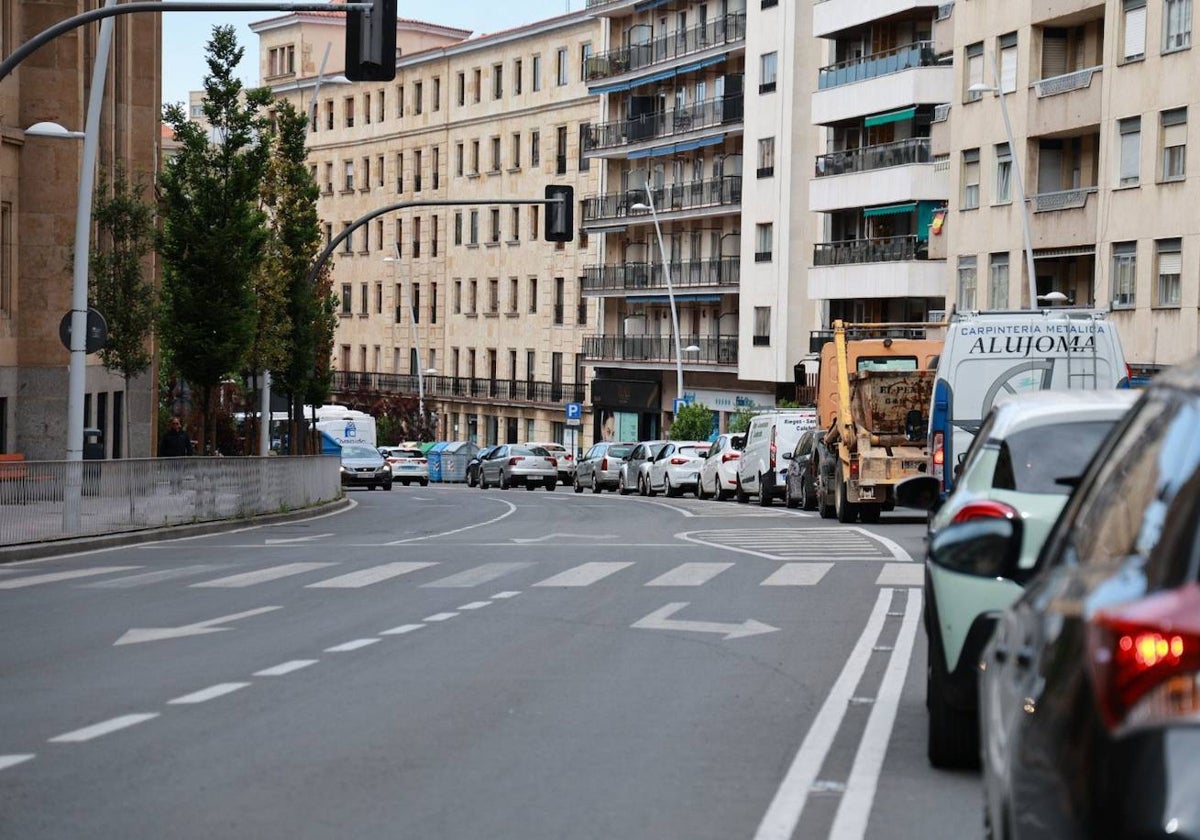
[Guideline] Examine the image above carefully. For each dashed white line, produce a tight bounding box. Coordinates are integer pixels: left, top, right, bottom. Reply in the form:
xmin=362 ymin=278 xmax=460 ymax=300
xmin=254 ymin=660 xmax=318 ymax=677
xmin=423 ymin=612 xmax=459 ymax=622
xmin=457 ymin=601 xmax=492 ymax=610
xmin=0 ymin=566 xmax=141 ymax=589
xmin=492 ymin=591 xmax=522 ymax=599
xmin=169 ymin=682 xmax=251 ymax=705
xmin=0 ymin=754 xmax=35 ymax=771
xmin=381 ymin=623 xmax=425 ymax=635
xmin=49 ymin=713 xmax=160 ymax=743
xmin=325 ymin=638 xmax=381 ymax=652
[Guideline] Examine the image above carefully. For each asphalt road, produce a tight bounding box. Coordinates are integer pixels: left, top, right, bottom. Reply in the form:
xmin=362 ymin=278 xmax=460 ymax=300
xmin=0 ymin=484 xmax=983 ymax=840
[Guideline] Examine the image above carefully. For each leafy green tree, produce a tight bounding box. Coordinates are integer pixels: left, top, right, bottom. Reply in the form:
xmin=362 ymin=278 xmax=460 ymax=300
xmin=158 ymin=26 xmax=273 ymax=453
xmin=89 ymin=167 xmax=156 ymax=457
xmin=668 ymin=402 xmax=715 ymax=441
xmin=726 ymin=407 xmax=756 ymax=435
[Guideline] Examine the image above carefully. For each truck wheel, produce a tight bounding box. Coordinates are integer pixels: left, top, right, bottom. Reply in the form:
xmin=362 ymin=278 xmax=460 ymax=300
xmin=859 ymin=506 xmax=881 ymax=524
xmin=835 ymin=468 xmax=858 ymax=523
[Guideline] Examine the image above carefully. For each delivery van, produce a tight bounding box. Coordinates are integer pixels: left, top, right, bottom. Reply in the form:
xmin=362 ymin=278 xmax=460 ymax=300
xmin=928 ymin=308 xmax=1129 ymax=494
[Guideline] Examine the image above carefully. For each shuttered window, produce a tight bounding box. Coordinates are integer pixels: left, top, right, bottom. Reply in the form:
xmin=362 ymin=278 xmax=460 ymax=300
xmin=1112 ymin=242 xmax=1137 ymax=308
xmin=966 ymin=42 xmax=984 ymax=101
xmin=1118 ymin=117 xmax=1141 ymax=186
xmin=1156 ymin=239 xmax=1182 ymax=306
xmin=1123 ymin=0 xmax=1147 ymax=60
xmin=1161 ymin=108 xmax=1187 ymax=180
xmin=962 ymin=148 xmax=981 ymax=209
xmin=1042 ymin=30 xmax=1069 ymax=78
xmin=999 ymin=32 xmax=1018 ymax=93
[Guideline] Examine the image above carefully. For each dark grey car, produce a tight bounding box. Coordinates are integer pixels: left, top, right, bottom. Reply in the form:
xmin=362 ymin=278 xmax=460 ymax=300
xmin=784 ymin=429 xmax=830 ymax=510
xmin=339 ymin=443 xmax=393 ymax=491
xmin=574 ymin=441 xmax=636 ymax=493
xmin=617 ymin=440 xmax=668 ymax=496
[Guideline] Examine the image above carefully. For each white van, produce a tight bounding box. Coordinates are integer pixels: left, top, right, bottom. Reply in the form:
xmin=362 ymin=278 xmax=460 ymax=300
xmin=928 ymin=309 xmax=1129 ymax=495
xmin=736 ymin=408 xmax=817 ymax=506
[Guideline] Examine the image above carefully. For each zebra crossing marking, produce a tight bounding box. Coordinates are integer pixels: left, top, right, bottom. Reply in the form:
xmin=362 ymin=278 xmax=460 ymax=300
xmin=421 ymin=562 xmax=532 ymax=588
xmin=761 ymin=563 xmax=835 ymax=587
xmin=533 ymin=562 xmax=634 ymax=588
xmin=645 ymin=562 xmax=734 ymax=587
xmin=306 ymin=562 xmax=435 ymax=589
xmin=192 ymin=562 xmax=337 ymax=588
xmin=0 ymin=567 xmax=141 ymax=590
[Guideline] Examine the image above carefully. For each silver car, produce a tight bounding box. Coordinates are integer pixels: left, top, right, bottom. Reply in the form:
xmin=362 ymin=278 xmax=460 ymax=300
xmin=646 ymin=441 xmax=711 ymax=497
xmin=525 ymin=441 xmax=576 ymax=484
xmin=618 ymin=440 xmax=668 ymax=496
xmin=698 ymin=433 xmax=744 ymax=500
xmin=478 ymin=444 xmax=558 ymax=491
xmin=574 ymin=441 xmax=636 ymax=493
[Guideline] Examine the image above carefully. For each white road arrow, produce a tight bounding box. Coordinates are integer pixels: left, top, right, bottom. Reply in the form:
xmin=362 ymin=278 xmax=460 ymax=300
xmin=631 ymin=602 xmax=779 ymax=640
xmin=114 ymin=606 xmax=282 ymax=646
xmin=511 ymin=533 xmax=617 ymax=544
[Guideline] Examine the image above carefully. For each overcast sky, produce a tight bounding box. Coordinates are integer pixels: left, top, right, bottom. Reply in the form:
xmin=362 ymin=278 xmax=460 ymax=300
xmin=162 ymin=0 xmax=577 ymax=108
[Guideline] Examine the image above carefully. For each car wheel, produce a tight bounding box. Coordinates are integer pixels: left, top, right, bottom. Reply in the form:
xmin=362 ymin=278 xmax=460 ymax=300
xmin=618 ymin=474 xmax=629 ymax=495
xmin=802 ymin=479 xmax=819 ymax=511
xmin=645 ymin=474 xmax=658 ymax=497
xmin=785 ymin=479 xmax=800 ymax=509
xmin=573 ymin=474 xmax=583 ymax=493
xmin=544 ymin=479 xmax=556 ymax=491
xmin=735 ymin=477 xmax=749 ymax=504
xmin=664 ymin=475 xmax=679 ymax=498
xmin=818 ymin=477 xmax=835 ymax=519
xmin=638 ymin=475 xmax=648 ymax=497
xmin=758 ymin=475 xmax=773 ymax=507
xmin=697 ymin=476 xmax=710 ymax=500
xmin=467 ymin=470 xmax=477 ymax=488
xmin=591 ymin=470 xmax=602 ymax=494
xmin=835 ymin=467 xmax=858 ymax=523
xmin=500 ymin=473 xmax=510 ymax=490
xmin=525 ymin=482 xmax=536 ymax=491
xmin=927 ymin=637 xmax=980 ymax=769
xmin=420 ymin=478 xmax=429 ymax=487
xmin=383 ymin=481 xmax=393 ymax=491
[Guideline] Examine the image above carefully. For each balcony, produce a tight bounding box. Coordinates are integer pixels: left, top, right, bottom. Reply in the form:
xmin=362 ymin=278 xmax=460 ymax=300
xmin=812 ymin=47 xmax=952 ymax=125
xmin=810 ymin=146 xmax=949 ymax=212
xmin=815 ymin=138 xmax=932 ymax=178
xmin=582 ymin=257 xmax=741 ymax=295
xmin=584 ymin=13 xmax=746 ymax=83
xmin=814 ymin=0 xmax=945 ymax=40
xmin=1029 ymin=187 xmax=1099 ymax=249
xmin=583 ymin=334 xmax=738 ymax=367
xmin=814 ymin=234 xmax=927 ymax=266
xmin=583 ymin=95 xmax=744 ymax=155
xmin=333 ymin=371 xmax=587 ymax=406
xmin=818 ymin=41 xmax=938 ymax=90
xmin=1031 ymin=0 xmax=1105 ymax=26
xmin=1027 ymin=66 xmax=1102 ymax=136
xmin=808 ymin=257 xmax=945 ymax=301
xmin=582 ymin=176 xmax=742 ymax=227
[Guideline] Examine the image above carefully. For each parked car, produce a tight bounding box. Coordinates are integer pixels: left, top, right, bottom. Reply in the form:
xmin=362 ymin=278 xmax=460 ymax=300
xmin=378 ymin=446 xmax=429 ymax=486
xmin=465 ymin=445 xmax=498 ymax=487
xmin=478 ymin=444 xmax=558 ymax=491
xmin=339 ymin=443 xmax=392 ymax=491
xmin=574 ymin=441 xmax=636 ymax=493
xmin=526 ymin=441 xmax=575 ymax=485
xmin=904 ymin=390 xmax=1138 ymax=769
xmin=646 ymin=441 xmax=711 ymax=497
xmin=618 ymin=440 xmax=667 ymax=495
xmin=922 ymin=365 xmax=1200 ymax=838
xmin=737 ymin=409 xmax=817 ymax=506
xmin=697 ymin=433 xmax=744 ymax=500
xmin=783 ymin=429 xmax=831 ymax=510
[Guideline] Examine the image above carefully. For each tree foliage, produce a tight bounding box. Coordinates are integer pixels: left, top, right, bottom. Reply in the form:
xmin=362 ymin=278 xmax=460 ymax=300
xmin=726 ymin=407 xmax=756 ymax=435
xmin=668 ymin=402 xmax=715 ymax=441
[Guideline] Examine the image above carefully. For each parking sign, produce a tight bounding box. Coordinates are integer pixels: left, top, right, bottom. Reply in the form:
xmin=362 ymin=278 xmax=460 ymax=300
xmin=565 ymin=402 xmax=582 ymax=420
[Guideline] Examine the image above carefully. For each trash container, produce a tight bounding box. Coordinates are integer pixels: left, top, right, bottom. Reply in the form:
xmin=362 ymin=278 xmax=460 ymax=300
xmin=82 ymin=427 xmax=103 ymax=495
xmin=426 ymin=442 xmax=449 ymax=482
xmin=438 ymin=441 xmax=479 ymax=483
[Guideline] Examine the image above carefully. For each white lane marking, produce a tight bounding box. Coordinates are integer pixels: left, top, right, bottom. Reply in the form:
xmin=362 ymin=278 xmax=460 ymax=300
xmin=264 ymin=533 xmax=333 ymax=544
xmin=492 ymin=591 xmax=521 ymax=599
xmin=192 ymin=562 xmax=336 ymax=588
xmin=423 ymin=612 xmax=459 ymax=622
xmin=254 ymin=659 xmax=318 ymax=677
xmin=306 ymin=562 xmax=436 ymax=589
xmin=632 ymin=602 xmax=778 ymax=640
xmin=49 ymin=713 xmax=160 ymax=743
xmin=0 ymin=755 xmax=35 ymax=771
xmin=168 ymin=682 xmax=251 ymax=705
xmin=639 ymin=500 xmax=697 ymax=517
xmin=0 ymin=566 xmax=141 ymax=590
xmin=421 ymin=562 xmax=532 ymax=588
xmin=385 ymin=498 xmax=518 ymax=545
xmin=114 ymin=606 xmax=282 ymax=646
xmin=380 ymin=623 xmax=425 ymax=635
xmin=645 ymin=562 xmax=734 ymax=587
xmin=325 ymin=638 xmax=381 ymax=652
xmin=511 ymin=532 xmax=618 ymax=544
xmin=533 ymin=562 xmax=634 ymax=587
xmin=760 ymin=563 xmax=835 ymax=587
xmin=458 ymin=601 xmax=492 ymax=610
xmin=829 ymin=589 xmax=922 ymax=840
xmin=875 ymin=563 xmax=924 ymax=587
xmin=752 ymin=589 xmax=895 ymax=840
xmin=852 ymin=526 xmax=916 ymax=563
xmin=83 ymin=564 xmax=231 ymax=588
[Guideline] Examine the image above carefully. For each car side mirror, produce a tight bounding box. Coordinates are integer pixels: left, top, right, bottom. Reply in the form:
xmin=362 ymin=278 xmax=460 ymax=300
xmin=929 ymin=517 xmax=1024 ymax=580
xmin=780 ymin=451 xmax=793 ymax=460
xmin=894 ymin=475 xmax=942 ymax=511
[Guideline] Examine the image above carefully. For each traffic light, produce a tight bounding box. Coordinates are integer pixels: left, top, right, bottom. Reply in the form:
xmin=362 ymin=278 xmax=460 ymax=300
xmin=544 ymin=185 xmax=574 ymax=242
xmin=346 ymin=0 xmax=398 ymax=82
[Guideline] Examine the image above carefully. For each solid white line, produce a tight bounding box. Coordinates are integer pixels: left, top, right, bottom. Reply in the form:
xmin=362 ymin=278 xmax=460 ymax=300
xmin=645 ymin=562 xmax=734 ymax=587
xmin=875 ymin=563 xmax=924 ymax=587
xmin=752 ymin=589 xmax=895 ymax=840
xmin=325 ymin=638 xmax=381 ymax=652
xmin=532 ymin=561 xmax=634 ymax=587
xmin=83 ymin=564 xmax=231 ymax=588
xmin=0 ymin=754 xmax=35 ymax=771
xmin=254 ymin=659 xmax=318 ymax=677
xmin=384 ymin=498 xmax=518 ymax=544
xmin=380 ymin=623 xmax=425 ymax=635
xmin=760 ymin=563 xmax=835 ymax=586
xmin=853 ymin=526 xmax=916 ymax=563
xmin=0 ymin=566 xmax=141 ymax=589
xmin=492 ymin=591 xmax=521 ymax=599
xmin=168 ymin=682 xmax=251 ymax=705
xmin=49 ymin=713 xmax=160 ymax=743
xmin=829 ymin=589 xmax=923 ymax=840
xmin=457 ymin=601 xmax=492 ymax=610
xmin=422 ymin=612 xmax=459 ymax=622
xmin=192 ymin=562 xmax=336 ymax=588
xmin=306 ymin=562 xmax=436 ymax=588
xmin=421 ymin=562 xmax=532 ymax=588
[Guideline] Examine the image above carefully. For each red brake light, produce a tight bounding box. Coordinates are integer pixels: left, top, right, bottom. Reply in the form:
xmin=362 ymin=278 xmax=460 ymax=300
xmin=722 ymin=452 xmax=740 ymax=463
xmin=670 ymin=457 xmax=688 ymax=465
xmin=769 ymin=426 xmax=777 ymax=469
xmin=601 ymin=457 xmax=609 ymax=471
xmin=950 ymin=500 xmax=1018 ymax=524
xmin=548 ymin=457 xmax=558 ymax=467
xmin=932 ymin=431 xmax=945 ymax=487
xmin=1087 ymin=583 xmax=1200 ymax=730
xmin=849 ymin=459 xmax=859 ymax=480
xmin=507 ymin=457 xmax=523 ymax=466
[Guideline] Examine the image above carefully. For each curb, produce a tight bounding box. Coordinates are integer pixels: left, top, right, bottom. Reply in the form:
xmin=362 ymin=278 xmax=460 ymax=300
xmin=0 ymin=496 xmax=353 ymax=564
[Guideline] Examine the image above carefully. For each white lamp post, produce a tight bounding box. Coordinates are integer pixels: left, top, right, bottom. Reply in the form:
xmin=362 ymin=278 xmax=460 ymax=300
xmin=383 ymin=252 xmax=434 ymax=426
xmin=968 ymin=51 xmax=1038 ymax=311
xmin=631 ymin=187 xmax=689 ymax=407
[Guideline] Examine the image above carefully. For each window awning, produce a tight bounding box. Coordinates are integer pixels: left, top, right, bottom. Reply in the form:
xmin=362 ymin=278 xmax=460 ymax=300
xmin=1034 ymin=246 xmax=1096 ymax=260
xmin=636 ymin=294 xmax=724 ymax=303
xmin=627 ymin=134 xmax=726 ymax=159
xmin=635 ymin=0 xmax=672 ymax=10
xmin=863 ymin=107 xmax=917 ymax=128
xmin=863 ymin=201 xmax=918 ymax=217
xmin=589 ymin=54 xmax=729 ymax=95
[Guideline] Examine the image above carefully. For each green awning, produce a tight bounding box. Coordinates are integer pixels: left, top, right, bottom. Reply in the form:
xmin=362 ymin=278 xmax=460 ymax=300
xmin=864 ymin=107 xmax=917 ymax=127
xmin=863 ymin=201 xmax=918 ymax=218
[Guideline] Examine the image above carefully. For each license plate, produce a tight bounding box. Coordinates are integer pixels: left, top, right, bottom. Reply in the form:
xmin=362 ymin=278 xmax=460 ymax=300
xmin=858 ymin=485 xmax=876 ymax=500
xmin=901 ymin=460 xmax=924 ymax=470
xmin=399 ymin=465 xmax=419 ymax=471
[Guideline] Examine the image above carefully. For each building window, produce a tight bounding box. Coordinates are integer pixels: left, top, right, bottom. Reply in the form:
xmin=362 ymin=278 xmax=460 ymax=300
xmin=514 ymin=58 xmax=523 ymax=94
xmin=492 ymin=64 xmax=503 ymax=99
xmin=488 ymin=278 xmax=499 ymax=314
xmin=957 ymin=256 xmax=978 ymax=309
xmin=1123 ymin=0 xmax=1148 ymax=61
xmin=511 ymin=133 xmax=522 ymax=169
xmin=530 ymin=130 xmax=541 ymax=168
xmin=532 ymin=55 xmax=542 ymax=92
xmin=490 ymin=208 xmax=501 ymax=243
xmin=556 ymin=47 xmax=569 ymax=85
xmin=511 ymin=207 xmax=520 ymax=241
xmin=755 ymin=223 xmax=773 ymax=262
xmin=509 ymin=277 xmax=519 ymax=313
xmin=994 ymin=143 xmax=1012 ymax=203
xmin=1164 ymin=0 xmax=1192 ymax=50
xmin=553 ymin=277 xmax=565 ymax=324
xmin=999 ymin=32 xmax=1018 ymax=93
xmin=556 ymin=126 xmax=568 ymax=175
xmin=341 ymin=222 xmax=353 ymax=254
xmin=361 ymin=157 xmax=370 ymax=190
xmin=343 ymin=160 xmax=355 ymax=191
xmin=344 ymin=96 xmax=355 ymax=128
xmin=1118 ymin=117 xmax=1141 ymax=186
xmin=431 ymin=77 xmax=440 ymax=112
xmin=324 ymin=100 xmax=334 ymax=130
xmin=431 ymin=214 xmax=439 ymax=257
xmin=753 ymin=307 xmax=771 ymax=346
xmin=473 ymin=68 xmax=482 ymax=103
xmin=468 ymin=280 xmax=478 ymax=314
xmin=396 ymin=85 xmax=405 ymax=118
xmin=965 ymin=42 xmax=984 ymax=101
xmin=359 ymin=283 xmax=368 ymax=315
xmin=759 ymin=52 xmax=778 ymax=93
xmin=580 ymin=43 xmax=592 ymax=81
xmin=395 ymin=152 xmax=404 ymax=191
xmin=530 ymin=206 xmax=540 ymax=239
xmin=432 ymin=147 xmax=440 ymax=190
xmin=378 ymin=89 xmax=386 ymax=122
xmin=414 ymin=81 xmax=423 ymax=114
xmin=453 ymin=279 xmax=462 ymax=314
xmin=363 ymin=93 xmax=371 ymax=124
xmin=1156 ymin=239 xmax=1182 ymax=306
xmin=376 ymin=154 xmax=384 ymax=187
xmin=490 ymin=136 xmax=501 ymax=173
xmin=988 ymin=253 xmax=1010 ymax=309
xmin=1161 ymin=108 xmax=1187 ymax=180
xmin=456 ymin=72 xmax=466 ymax=106
xmin=757 ymin=137 xmax=775 ymax=178
xmin=469 ymin=210 xmax=479 ymax=245
xmin=454 ymin=211 xmax=463 ymax=245
xmin=454 ymin=143 xmax=464 ymax=178
xmin=1112 ymin=242 xmax=1137 ymax=307
xmin=962 ymin=148 xmax=981 ymax=209
xmin=341 ymin=284 xmax=352 ymax=314
xmin=529 ymin=276 xmax=538 ymax=313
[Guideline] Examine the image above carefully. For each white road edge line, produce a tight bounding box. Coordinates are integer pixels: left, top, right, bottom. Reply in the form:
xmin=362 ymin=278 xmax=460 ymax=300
xmin=752 ymin=589 xmax=894 ymax=840
xmin=169 ymin=682 xmax=251 ymax=705
xmin=49 ymin=713 xmax=160 ymax=743
xmin=254 ymin=659 xmax=318 ymax=677
xmin=385 ymin=498 xmax=518 ymax=545
xmin=423 ymin=612 xmax=459 ymax=622
xmin=325 ymin=638 xmax=381 ymax=652
xmin=0 ymin=754 xmax=35 ymax=771
xmin=852 ymin=526 xmax=916 ymax=563
xmin=829 ymin=588 xmax=923 ymax=840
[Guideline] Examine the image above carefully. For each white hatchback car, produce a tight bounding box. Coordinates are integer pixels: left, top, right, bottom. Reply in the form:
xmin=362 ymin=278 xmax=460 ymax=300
xmin=698 ymin=433 xmax=744 ymax=500
xmin=525 ymin=441 xmax=575 ymax=485
xmin=378 ymin=446 xmax=429 ymax=486
xmin=646 ymin=441 xmax=711 ymax=497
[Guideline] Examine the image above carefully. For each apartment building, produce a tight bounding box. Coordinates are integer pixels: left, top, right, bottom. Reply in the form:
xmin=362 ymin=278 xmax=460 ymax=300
xmin=251 ymin=9 xmax=603 ymax=447
xmin=940 ymin=0 xmax=1200 ymax=370
xmin=0 ymin=0 xmax=161 ymax=459
xmin=808 ymin=0 xmax=953 ymax=325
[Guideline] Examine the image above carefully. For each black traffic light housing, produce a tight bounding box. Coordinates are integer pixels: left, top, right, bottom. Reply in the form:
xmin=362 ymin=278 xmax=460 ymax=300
xmin=346 ymin=0 xmax=398 ymax=82
xmin=544 ymin=185 xmax=574 ymax=242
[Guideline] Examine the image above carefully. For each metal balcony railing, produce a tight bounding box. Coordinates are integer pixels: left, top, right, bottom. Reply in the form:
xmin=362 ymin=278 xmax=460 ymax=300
xmin=818 ymin=41 xmax=938 ymax=90
xmin=1034 ymin=65 xmax=1101 ymax=98
xmin=584 ymin=13 xmax=746 ymax=82
xmin=815 ymin=138 xmax=932 ymax=177
xmin=581 ymin=257 xmax=741 ymax=293
xmin=1031 ymin=186 xmax=1097 ymax=212
xmin=813 ymin=235 xmax=927 ymax=266
xmin=582 ymin=335 xmax=738 ymax=365
xmin=582 ymin=176 xmax=742 ymax=223
xmin=333 ymin=371 xmax=586 ymax=405
xmin=583 ymin=95 xmax=744 ymax=152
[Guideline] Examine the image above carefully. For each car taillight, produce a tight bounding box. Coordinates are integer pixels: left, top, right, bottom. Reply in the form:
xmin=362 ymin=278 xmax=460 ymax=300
xmin=601 ymin=457 xmax=608 ymax=471
xmin=722 ymin=452 xmax=740 ymax=463
xmin=769 ymin=426 xmax=777 ymax=470
xmin=849 ymin=460 xmax=859 ymax=480
xmin=950 ymin=500 xmax=1018 ymax=524
xmin=548 ymin=457 xmax=557 ymax=467
xmin=1087 ymin=582 xmax=1200 ymax=730
xmin=508 ymin=457 xmax=524 ymax=466
xmin=670 ymin=457 xmax=688 ymax=465
xmin=932 ymin=431 xmax=945 ymax=486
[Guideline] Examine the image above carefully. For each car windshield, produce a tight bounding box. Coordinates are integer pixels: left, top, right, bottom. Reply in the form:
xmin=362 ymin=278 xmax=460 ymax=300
xmin=608 ymin=444 xmax=634 ymax=459
xmin=992 ymin=420 xmax=1118 ymax=495
xmin=512 ymin=446 xmax=540 ymax=456
xmin=342 ymin=444 xmax=380 ymax=459
xmin=391 ymin=449 xmax=423 ymax=458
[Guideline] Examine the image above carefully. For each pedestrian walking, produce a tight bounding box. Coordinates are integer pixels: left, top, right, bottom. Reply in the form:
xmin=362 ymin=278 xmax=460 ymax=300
xmin=160 ymin=417 xmax=193 ymax=492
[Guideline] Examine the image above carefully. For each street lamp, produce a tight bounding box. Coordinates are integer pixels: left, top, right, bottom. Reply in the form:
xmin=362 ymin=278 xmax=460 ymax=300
xmin=383 ymin=251 xmax=433 ymax=431
xmin=631 ymin=188 xmax=687 ymax=407
xmin=968 ymin=51 xmax=1038 ymax=311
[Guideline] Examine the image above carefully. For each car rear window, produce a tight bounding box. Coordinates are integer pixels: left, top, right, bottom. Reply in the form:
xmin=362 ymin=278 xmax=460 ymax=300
xmin=608 ymin=444 xmax=634 ymax=458
xmin=392 ymin=449 xmax=424 ymax=458
xmin=678 ymin=445 xmax=709 ymax=458
xmin=991 ymin=420 xmax=1117 ymax=495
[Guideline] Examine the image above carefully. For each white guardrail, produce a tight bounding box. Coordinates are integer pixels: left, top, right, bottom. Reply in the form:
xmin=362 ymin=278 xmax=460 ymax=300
xmin=0 ymin=456 xmax=341 ymax=547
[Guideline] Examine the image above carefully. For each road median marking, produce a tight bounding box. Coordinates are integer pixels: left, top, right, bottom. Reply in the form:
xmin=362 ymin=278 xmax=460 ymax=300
xmin=49 ymin=713 xmax=159 ymax=743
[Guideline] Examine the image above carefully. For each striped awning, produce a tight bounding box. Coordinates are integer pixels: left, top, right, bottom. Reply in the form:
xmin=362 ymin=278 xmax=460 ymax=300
xmin=1034 ymin=246 xmax=1096 ymax=260
xmin=627 ymin=134 xmax=726 ymax=159
xmin=863 ymin=201 xmax=918 ymax=218
xmin=864 ymin=107 xmax=917 ymax=127
xmin=589 ymin=55 xmax=729 ymax=94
